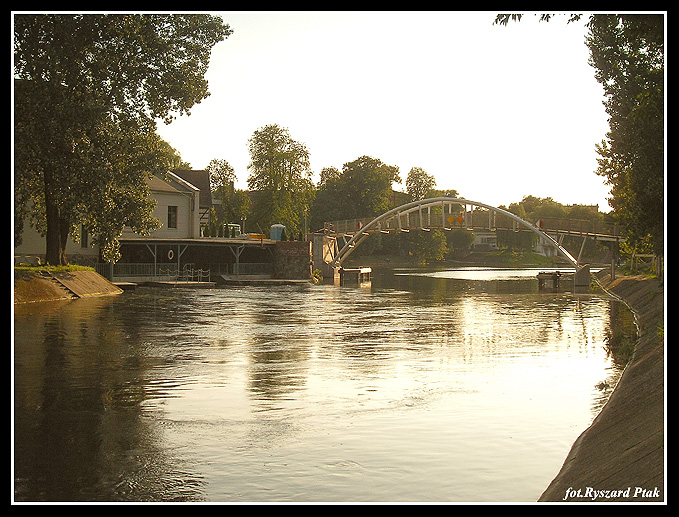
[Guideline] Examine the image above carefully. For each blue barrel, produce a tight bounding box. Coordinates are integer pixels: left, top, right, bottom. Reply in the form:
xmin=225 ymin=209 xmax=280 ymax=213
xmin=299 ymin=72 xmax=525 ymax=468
xmin=270 ymin=224 xmax=286 ymax=241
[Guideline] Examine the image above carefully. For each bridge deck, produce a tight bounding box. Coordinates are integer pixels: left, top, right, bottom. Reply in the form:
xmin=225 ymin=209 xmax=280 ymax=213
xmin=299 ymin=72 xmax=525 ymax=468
xmin=325 ymin=215 xmax=623 ymax=242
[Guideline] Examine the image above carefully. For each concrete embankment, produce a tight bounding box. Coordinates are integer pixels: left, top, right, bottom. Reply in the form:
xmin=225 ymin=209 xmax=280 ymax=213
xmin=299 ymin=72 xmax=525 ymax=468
xmin=539 ymin=269 xmax=665 ymax=502
xmin=14 ymin=269 xmax=123 ymax=304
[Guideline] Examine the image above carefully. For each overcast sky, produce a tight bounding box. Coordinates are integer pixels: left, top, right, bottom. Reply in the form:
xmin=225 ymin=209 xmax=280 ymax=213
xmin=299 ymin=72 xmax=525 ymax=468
xmin=156 ymin=11 xmax=612 ymax=211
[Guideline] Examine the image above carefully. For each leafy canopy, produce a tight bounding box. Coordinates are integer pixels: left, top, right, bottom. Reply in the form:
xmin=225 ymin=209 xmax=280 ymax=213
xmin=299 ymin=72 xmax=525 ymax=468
xmin=13 ymin=14 xmax=232 ymax=263
xmin=494 ymin=13 xmax=664 ymax=255
xmin=247 ymin=124 xmax=314 ymax=235
xmin=587 ymin=14 xmax=664 ymax=254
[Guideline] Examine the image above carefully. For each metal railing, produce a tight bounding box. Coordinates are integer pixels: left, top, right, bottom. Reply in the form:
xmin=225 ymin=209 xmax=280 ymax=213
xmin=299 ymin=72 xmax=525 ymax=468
xmin=96 ymin=261 xmax=274 ymax=281
xmin=156 ymin=266 xmax=211 ymax=282
xmin=208 ymin=262 xmax=273 ymax=277
xmin=95 ymin=263 xmax=210 ymax=282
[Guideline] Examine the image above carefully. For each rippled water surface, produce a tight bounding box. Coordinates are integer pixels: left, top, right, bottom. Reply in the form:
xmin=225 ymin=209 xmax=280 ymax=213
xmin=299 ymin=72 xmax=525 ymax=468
xmin=13 ymin=268 xmax=634 ymax=502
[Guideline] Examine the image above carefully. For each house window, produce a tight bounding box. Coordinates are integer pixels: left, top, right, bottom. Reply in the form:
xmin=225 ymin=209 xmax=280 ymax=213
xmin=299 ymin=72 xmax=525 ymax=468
xmin=168 ymin=206 xmax=178 ymax=229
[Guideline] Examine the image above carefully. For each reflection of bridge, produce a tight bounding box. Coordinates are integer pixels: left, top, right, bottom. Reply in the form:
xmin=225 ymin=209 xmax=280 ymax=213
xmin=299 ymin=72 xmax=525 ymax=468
xmin=321 ymin=197 xmax=625 ymax=273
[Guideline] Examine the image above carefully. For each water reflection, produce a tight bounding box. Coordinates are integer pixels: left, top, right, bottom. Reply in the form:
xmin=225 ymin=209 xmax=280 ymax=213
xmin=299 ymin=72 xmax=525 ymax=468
xmin=14 ymin=298 xmax=206 ymax=502
xmin=14 ymin=268 xmax=635 ymax=502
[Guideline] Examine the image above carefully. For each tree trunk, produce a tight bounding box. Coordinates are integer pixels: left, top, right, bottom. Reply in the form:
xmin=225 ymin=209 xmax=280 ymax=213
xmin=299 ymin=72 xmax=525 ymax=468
xmin=58 ymin=215 xmax=70 ymax=265
xmin=44 ymin=201 xmax=64 ymax=266
xmin=43 ymin=167 xmax=68 ymax=266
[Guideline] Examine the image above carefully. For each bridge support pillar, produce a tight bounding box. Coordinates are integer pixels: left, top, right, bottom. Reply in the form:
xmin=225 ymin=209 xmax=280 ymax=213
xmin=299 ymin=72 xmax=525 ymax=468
xmin=322 ymin=264 xmax=341 ymax=285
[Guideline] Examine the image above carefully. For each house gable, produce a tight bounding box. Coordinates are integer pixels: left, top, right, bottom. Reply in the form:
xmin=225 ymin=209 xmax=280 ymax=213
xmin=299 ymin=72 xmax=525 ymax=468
xmin=173 ymin=169 xmax=214 ymax=223
xmin=123 ymin=172 xmax=200 ymax=239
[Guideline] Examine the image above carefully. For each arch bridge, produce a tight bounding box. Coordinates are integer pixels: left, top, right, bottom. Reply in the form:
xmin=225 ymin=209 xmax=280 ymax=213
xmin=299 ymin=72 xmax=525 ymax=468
xmin=324 ymin=197 xmax=619 ymax=273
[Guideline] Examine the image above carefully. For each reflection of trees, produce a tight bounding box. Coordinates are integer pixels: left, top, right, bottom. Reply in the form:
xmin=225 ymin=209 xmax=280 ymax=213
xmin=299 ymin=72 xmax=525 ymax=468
xmin=588 ymin=300 xmax=635 ymax=415
xmin=247 ymin=343 xmax=310 ymax=408
xmin=245 ymin=289 xmax=313 ymax=409
xmin=13 ymin=297 xmax=206 ymax=502
xmin=604 ymin=301 xmax=638 ymax=369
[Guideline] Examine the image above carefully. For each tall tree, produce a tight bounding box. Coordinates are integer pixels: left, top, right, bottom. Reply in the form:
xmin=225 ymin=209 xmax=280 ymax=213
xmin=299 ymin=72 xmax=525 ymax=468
xmin=495 ymin=13 xmax=664 ymax=255
xmin=206 ymin=158 xmax=236 ymax=193
xmin=587 ymin=14 xmax=664 ymax=255
xmin=206 ymin=158 xmax=250 ymax=227
xmin=406 ymin=167 xmax=437 ymax=201
xmin=247 ymin=124 xmax=314 ymax=235
xmin=310 ymin=156 xmax=400 ymax=231
xmin=13 ymin=14 xmax=232 ymax=264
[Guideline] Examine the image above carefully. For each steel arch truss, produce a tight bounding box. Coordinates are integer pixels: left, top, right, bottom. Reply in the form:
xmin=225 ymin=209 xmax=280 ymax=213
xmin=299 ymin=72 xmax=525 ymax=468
xmin=331 ymin=197 xmax=579 ymax=269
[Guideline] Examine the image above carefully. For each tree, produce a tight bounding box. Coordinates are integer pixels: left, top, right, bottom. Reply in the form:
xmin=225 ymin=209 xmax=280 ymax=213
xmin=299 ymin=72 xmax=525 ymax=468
xmin=318 ymin=166 xmax=341 ymax=187
xmin=447 ymin=229 xmax=476 ymax=256
xmin=587 ymin=15 xmax=664 ymax=255
xmin=309 ymin=167 xmax=343 ymax=231
xmin=247 ymin=124 xmax=314 ymax=235
xmin=206 ymin=158 xmax=248 ymax=229
xmin=206 ymin=158 xmax=236 ymax=193
xmin=313 ymin=156 xmax=408 ymax=228
xmin=494 ymin=13 xmax=664 ymax=255
xmin=406 ymin=229 xmax=448 ymax=264
xmin=310 ymin=156 xmax=400 ymax=232
xmin=505 ymin=201 xmax=527 ymax=220
xmin=13 ymin=14 xmax=232 ymax=264
xmin=14 ymin=79 xmax=184 ymax=263
xmin=494 ymin=13 xmax=582 ymax=25
xmin=406 ymin=167 xmax=437 ymax=201
xmin=206 ymin=158 xmax=250 ymax=229
xmin=340 ymin=156 xmax=400 ymax=219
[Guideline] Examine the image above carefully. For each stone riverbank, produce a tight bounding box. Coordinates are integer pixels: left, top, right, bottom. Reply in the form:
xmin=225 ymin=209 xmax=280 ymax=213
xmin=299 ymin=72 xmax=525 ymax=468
xmin=539 ymin=269 xmax=665 ymax=502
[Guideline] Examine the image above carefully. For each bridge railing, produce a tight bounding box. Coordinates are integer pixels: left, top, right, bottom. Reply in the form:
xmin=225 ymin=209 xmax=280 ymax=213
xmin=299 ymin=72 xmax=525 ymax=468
xmin=325 ymin=214 xmax=623 ymax=238
xmin=537 ymin=218 xmax=622 ymax=238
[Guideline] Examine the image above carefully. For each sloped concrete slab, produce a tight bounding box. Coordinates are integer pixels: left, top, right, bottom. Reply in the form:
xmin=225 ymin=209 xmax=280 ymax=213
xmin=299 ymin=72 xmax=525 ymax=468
xmin=50 ymin=270 xmax=123 ymax=298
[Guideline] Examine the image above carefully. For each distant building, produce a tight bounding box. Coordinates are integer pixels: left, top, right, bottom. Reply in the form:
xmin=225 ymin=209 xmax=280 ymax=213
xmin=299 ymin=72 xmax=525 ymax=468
xmin=472 ymin=230 xmax=498 ymax=252
xmin=534 ymin=236 xmax=560 ymax=258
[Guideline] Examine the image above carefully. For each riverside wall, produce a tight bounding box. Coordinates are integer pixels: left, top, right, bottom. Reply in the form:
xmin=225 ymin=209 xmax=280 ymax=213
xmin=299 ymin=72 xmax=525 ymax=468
xmin=539 ymin=269 xmax=665 ymax=502
xmin=273 ymin=240 xmax=313 ymax=280
xmin=14 ymin=269 xmax=123 ymax=304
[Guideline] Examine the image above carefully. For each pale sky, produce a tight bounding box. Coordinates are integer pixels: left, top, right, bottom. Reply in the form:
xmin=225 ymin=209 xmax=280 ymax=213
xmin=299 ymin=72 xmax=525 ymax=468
xmin=156 ymin=11 xmax=612 ymax=212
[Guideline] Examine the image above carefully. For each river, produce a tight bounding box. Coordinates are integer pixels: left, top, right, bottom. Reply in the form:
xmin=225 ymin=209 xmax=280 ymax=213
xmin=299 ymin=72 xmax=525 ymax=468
xmin=13 ymin=267 xmax=635 ymax=503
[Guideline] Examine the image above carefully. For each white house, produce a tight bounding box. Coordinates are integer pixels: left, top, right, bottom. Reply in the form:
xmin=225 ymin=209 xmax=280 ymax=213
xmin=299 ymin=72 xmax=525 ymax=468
xmin=14 ymin=211 xmax=101 ymax=266
xmin=123 ymin=171 xmax=201 ymax=240
xmin=14 ymin=171 xmax=202 ymax=265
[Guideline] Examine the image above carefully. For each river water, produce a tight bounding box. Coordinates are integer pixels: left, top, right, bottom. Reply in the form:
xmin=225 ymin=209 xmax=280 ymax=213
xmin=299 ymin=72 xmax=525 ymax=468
xmin=13 ymin=267 xmax=634 ymax=503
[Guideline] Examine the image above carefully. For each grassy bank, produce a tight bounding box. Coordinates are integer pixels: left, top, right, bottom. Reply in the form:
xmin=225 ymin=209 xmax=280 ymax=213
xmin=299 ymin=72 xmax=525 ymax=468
xmin=14 ymin=264 xmax=95 ymax=273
